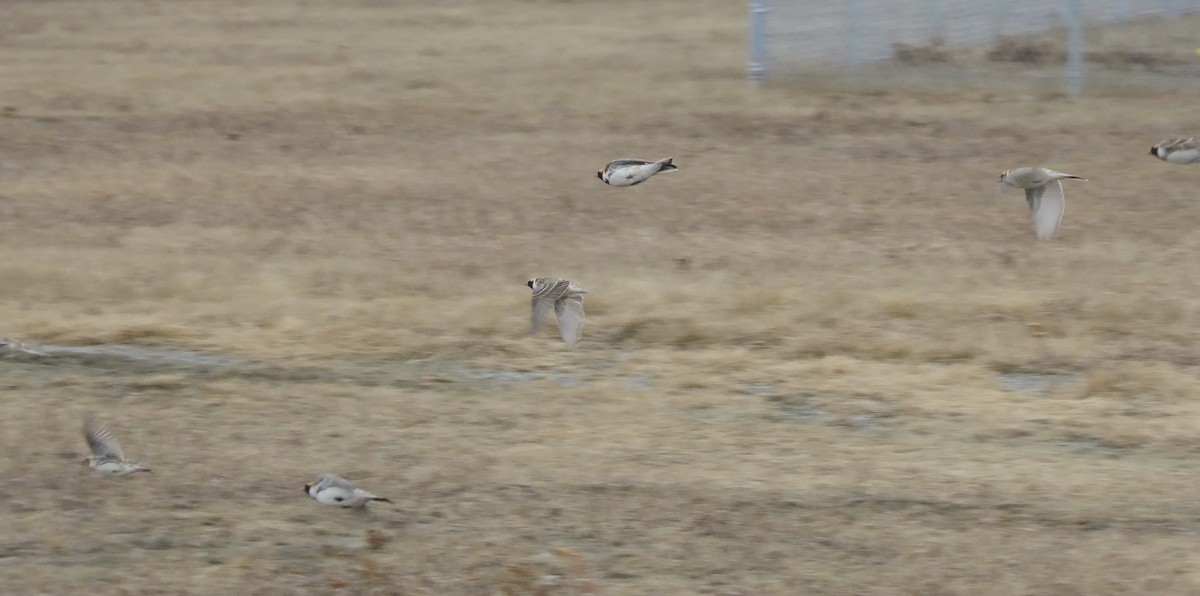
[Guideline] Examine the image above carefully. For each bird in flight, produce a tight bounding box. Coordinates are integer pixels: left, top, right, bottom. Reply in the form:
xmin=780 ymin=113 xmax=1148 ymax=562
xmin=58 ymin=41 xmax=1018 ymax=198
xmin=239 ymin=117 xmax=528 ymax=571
xmin=527 ymin=277 xmax=588 ymax=348
xmin=1150 ymin=138 xmax=1199 ymax=165
xmin=304 ymin=473 xmax=393 ymax=508
xmin=597 ymin=157 xmax=678 ymax=187
xmin=82 ymin=414 xmax=152 ymax=476
xmin=999 ymin=167 xmax=1087 ymax=241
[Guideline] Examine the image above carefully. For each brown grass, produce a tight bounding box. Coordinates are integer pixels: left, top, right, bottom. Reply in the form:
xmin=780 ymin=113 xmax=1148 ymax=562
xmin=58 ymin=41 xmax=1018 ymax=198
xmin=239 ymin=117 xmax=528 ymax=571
xmin=3 ymin=1 xmax=1200 ymax=594
xmin=877 ymin=15 xmax=1200 ymax=88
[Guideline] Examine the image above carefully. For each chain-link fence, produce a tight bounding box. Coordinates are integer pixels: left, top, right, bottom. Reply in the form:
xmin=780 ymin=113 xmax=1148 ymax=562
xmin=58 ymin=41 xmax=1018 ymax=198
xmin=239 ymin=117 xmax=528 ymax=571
xmin=748 ymin=0 xmax=1200 ymax=95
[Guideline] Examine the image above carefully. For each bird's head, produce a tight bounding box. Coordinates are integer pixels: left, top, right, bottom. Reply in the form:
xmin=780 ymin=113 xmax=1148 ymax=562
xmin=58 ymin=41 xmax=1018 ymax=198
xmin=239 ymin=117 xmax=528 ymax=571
xmin=527 ymin=278 xmax=537 ymax=290
xmin=596 ymin=171 xmax=604 ymax=181
xmin=998 ymin=170 xmax=1010 ymax=185
xmin=1149 ymin=146 xmax=1158 ymax=156
xmin=304 ymin=481 xmax=314 ymax=495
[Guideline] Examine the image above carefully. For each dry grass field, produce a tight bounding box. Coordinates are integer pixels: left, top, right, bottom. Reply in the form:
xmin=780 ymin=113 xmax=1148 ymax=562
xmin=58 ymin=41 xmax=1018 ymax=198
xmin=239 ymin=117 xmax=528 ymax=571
xmin=3 ymin=1 xmax=1200 ymax=594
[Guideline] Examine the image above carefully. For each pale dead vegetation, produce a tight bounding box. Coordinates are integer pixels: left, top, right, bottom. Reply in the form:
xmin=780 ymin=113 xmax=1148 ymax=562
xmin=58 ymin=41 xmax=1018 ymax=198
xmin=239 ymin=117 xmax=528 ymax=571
xmin=2 ymin=0 xmax=1200 ymax=594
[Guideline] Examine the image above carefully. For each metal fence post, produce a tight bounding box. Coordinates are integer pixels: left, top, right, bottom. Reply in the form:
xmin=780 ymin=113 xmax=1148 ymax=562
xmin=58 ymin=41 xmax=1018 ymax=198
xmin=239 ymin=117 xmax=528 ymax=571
xmin=747 ymin=1 xmax=768 ymax=85
xmin=1063 ymin=0 xmax=1084 ymax=98
xmin=928 ymin=0 xmax=944 ymax=40
xmin=845 ymin=0 xmax=862 ymax=66
xmin=988 ymin=0 xmax=1004 ymax=42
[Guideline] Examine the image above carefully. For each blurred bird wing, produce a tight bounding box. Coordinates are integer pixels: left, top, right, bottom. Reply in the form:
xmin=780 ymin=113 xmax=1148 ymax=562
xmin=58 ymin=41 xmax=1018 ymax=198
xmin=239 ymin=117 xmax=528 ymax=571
xmin=1026 ymin=181 xmax=1065 ymax=241
xmin=316 ymin=473 xmax=357 ymax=491
xmin=605 ymin=159 xmax=653 ymax=172
xmin=531 ymin=278 xmax=570 ymax=332
xmin=83 ymin=415 xmax=124 ymax=459
xmin=1165 ymin=138 xmax=1200 ymax=162
xmin=1167 ymin=137 xmax=1197 ymax=151
xmin=554 ymin=295 xmax=585 ymax=348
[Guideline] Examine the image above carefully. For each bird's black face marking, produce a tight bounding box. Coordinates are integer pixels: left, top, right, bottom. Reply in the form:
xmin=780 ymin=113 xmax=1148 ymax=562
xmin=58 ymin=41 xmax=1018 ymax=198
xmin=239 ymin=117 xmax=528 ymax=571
xmin=1149 ymin=147 xmax=1157 ymax=156
xmin=527 ymin=280 xmax=534 ymax=289
xmin=304 ymin=483 xmax=312 ymax=494
xmin=596 ymin=171 xmax=604 ymax=181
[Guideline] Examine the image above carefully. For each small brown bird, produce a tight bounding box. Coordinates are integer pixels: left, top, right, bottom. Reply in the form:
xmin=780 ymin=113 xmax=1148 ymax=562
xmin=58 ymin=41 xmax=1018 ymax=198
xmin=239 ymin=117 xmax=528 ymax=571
xmin=527 ymin=277 xmax=588 ymax=348
xmin=304 ymin=473 xmax=393 ymax=508
xmin=81 ymin=414 xmax=152 ymax=476
xmin=1150 ymin=138 xmax=1199 ymax=164
xmin=999 ymin=167 xmax=1087 ymax=241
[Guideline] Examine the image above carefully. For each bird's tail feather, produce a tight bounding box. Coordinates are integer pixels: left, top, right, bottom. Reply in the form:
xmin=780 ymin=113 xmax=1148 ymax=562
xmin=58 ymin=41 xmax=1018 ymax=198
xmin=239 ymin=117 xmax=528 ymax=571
xmin=656 ymin=157 xmax=678 ymax=173
xmin=1050 ymin=171 xmax=1086 ymax=181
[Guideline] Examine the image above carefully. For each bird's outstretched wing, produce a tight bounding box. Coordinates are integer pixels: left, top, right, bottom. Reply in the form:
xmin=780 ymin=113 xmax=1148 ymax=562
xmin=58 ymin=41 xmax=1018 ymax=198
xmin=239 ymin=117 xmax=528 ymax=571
xmin=83 ymin=414 xmax=124 ymax=459
xmin=554 ymin=295 xmax=585 ymax=348
xmin=531 ymin=279 xmax=571 ymax=333
xmin=1026 ymin=181 xmax=1065 ymax=241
